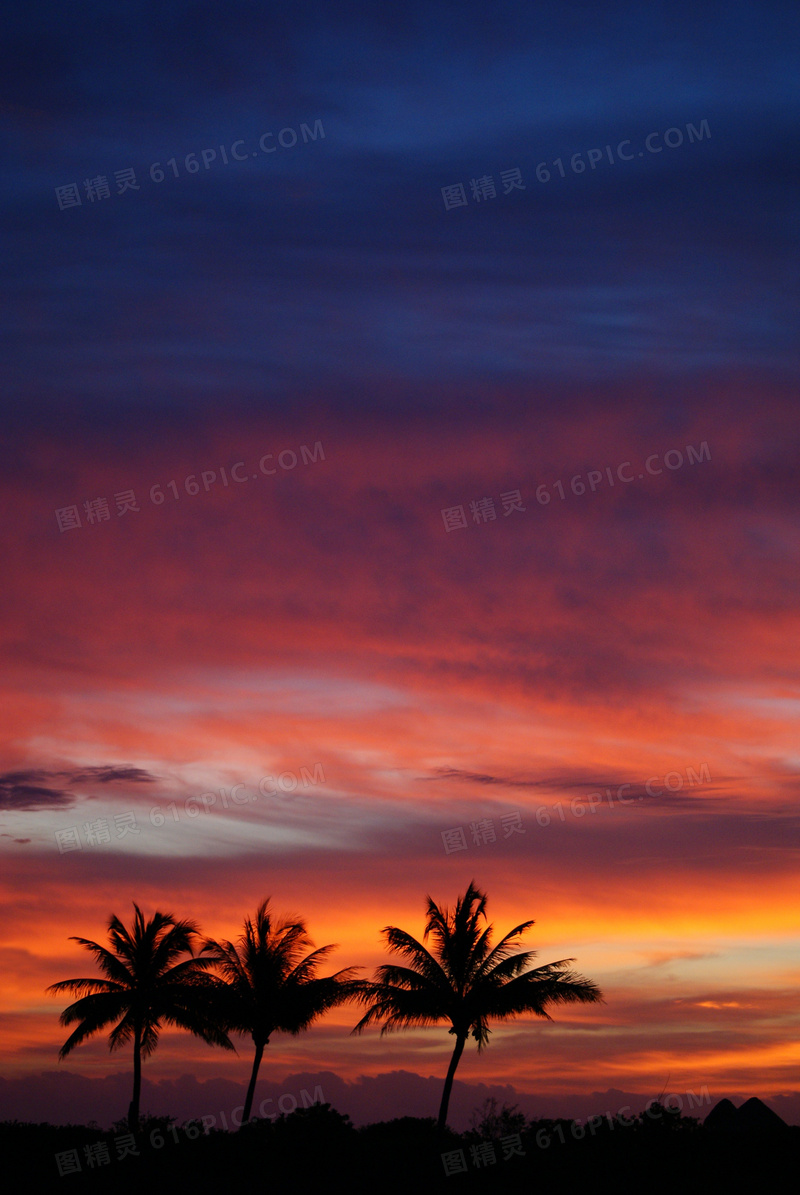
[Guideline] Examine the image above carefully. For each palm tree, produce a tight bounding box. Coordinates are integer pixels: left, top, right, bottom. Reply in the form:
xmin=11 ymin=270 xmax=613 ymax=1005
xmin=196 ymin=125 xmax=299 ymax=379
xmin=201 ymin=898 xmax=362 ymax=1126
xmin=46 ymin=903 xmax=234 ymax=1130
xmin=352 ymin=880 xmax=603 ymax=1131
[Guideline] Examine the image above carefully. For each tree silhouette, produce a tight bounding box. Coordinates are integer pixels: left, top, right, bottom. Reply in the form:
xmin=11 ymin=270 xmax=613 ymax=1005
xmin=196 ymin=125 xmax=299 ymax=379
xmin=352 ymin=881 xmax=603 ymax=1130
xmin=46 ymin=903 xmax=234 ymax=1130
xmin=201 ymin=898 xmax=362 ymax=1126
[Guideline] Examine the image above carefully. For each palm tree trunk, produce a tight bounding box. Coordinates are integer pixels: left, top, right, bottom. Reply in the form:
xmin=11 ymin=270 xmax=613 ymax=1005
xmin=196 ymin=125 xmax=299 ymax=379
xmin=241 ymin=1040 xmax=265 ymax=1126
xmin=437 ymin=1032 xmax=466 ymax=1132
xmin=128 ymin=1024 xmax=142 ymax=1132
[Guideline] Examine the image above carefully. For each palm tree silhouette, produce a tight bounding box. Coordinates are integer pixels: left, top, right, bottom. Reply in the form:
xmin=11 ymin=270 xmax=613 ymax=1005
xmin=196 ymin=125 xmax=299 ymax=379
xmin=352 ymin=880 xmax=603 ymax=1131
xmin=46 ymin=903 xmax=234 ymax=1130
xmin=201 ymin=898 xmax=362 ymax=1126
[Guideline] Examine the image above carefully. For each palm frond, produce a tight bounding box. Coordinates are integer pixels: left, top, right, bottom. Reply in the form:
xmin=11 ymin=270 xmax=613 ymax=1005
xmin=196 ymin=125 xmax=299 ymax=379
xmin=56 ymin=992 xmax=130 ymax=1057
xmin=381 ymin=928 xmax=449 ymax=988
xmin=284 ymin=944 xmax=338 ymax=985
xmin=107 ymin=1010 xmax=137 ymax=1053
xmin=474 ymin=948 xmax=541 ymax=986
xmin=200 ymin=901 xmax=359 ymax=1046
xmin=48 ymin=903 xmax=237 ymax=1067
xmin=371 ymin=963 xmax=448 ymax=995
xmin=150 ymin=920 xmax=201 ymax=978
xmin=63 ymin=938 xmax=133 ymax=986
xmin=201 ymin=938 xmax=252 ymax=989
xmin=357 ymin=883 xmax=602 ymax=1076
xmin=57 ymin=989 xmax=128 ymax=1026
xmin=139 ymin=1020 xmax=160 ymax=1059
xmin=156 ymin=956 xmax=217 ymax=983
xmin=474 ymin=921 xmax=537 ymax=979
xmin=485 ymin=964 xmax=604 ymax=1019
xmin=46 ymin=977 xmax=124 ymax=999
xmin=351 ymin=982 xmax=452 ymax=1035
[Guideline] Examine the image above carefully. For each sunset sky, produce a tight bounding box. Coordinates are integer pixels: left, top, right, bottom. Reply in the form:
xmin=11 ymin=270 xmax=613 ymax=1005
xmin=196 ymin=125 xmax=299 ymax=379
xmin=2 ymin=1 xmax=799 ymax=1130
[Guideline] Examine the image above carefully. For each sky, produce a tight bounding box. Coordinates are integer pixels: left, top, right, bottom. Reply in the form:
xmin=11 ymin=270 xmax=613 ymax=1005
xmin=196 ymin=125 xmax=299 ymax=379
xmin=1 ymin=0 xmax=799 ymax=1131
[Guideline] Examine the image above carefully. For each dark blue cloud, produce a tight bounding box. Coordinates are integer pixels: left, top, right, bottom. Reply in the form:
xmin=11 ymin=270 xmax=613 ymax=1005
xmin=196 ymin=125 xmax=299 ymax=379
xmin=2 ymin=1 xmax=798 ymax=427
xmin=0 ymin=766 xmax=157 ymax=811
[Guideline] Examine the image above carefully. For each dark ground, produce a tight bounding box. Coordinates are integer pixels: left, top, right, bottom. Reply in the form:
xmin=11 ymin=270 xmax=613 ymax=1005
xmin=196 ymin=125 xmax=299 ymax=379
xmin=3 ymin=1102 xmax=797 ymax=1194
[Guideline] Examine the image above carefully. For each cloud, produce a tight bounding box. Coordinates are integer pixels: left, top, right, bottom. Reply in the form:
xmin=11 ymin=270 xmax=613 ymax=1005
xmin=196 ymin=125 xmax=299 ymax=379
xmin=0 ymin=765 xmax=158 ymax=811
xmin=424 ymin=767 xmax=560 ymax=789
xmin=0 ymin=775 xmax=72 ymax=812
xmin=0 ymin=1065 xmax=794 ymax=1129
xmin=1 ymin=0 xmax=798 ymax=1114
xmin=422 ymin=768 xmax=721 ymax=809
xmin=640 ymin=950 xmax=718 ymax=968
xmin=66 ymin=766 xmax=156 ymax=785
